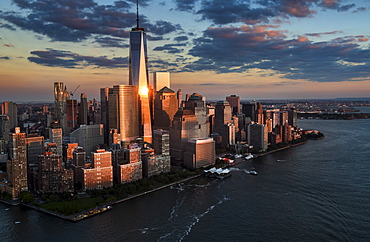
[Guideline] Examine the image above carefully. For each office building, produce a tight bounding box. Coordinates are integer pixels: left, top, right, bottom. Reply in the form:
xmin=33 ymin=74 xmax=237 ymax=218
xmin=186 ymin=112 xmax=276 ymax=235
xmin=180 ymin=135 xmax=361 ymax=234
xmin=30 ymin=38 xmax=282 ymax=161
xmin=183 ymin=138 xmax=215 ymax=169
xmin=129 ymin=14 xmax=152 ymax=143
xmin=70 ymin=124 xmax=104 ymax=155
xmin=78 ymin=93 xmax=88 ymax=125
xmin=0 ymin=115 xmax=10 ymax=143
xmin=109 ymin=85 xmax=139 ymax=142
xmin=1 ymin=101 xmax=18 ymax=130
xmin=226 ymin=95 xmax=240 ymax=114
xmin=153 ymin=72 xmax=170 ymax=91
xmin=153 ymin=87 xmax=178 ymax=130
xmin=26 ymin=136 xmax=44 ymax=165
xmin=214 ymin=100 xmax=232 ymax=134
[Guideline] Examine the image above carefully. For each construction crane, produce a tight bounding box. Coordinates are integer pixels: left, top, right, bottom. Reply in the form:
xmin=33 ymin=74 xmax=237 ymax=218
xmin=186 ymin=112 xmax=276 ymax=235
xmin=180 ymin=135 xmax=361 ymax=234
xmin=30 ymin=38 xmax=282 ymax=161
xmin=70 ymin=85 xmax=80 ymax=129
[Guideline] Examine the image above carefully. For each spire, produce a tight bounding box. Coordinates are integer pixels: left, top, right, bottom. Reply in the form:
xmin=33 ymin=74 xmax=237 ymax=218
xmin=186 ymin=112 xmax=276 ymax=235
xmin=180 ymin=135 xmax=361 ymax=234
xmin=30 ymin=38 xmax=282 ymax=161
xmin=136 ymin=0 xmax=139 ymax=29
xmin=132 ymin=0 xmax=144 ymax=31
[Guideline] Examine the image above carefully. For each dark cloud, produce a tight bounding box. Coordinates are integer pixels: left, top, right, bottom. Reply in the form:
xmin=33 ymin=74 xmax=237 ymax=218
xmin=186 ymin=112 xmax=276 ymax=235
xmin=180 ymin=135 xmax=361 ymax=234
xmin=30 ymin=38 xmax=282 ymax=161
xmin=171 ymin=0 xmax=358 ymax=25
xmin=0 ymin=22 xmax=16 ymax=31
xmin=95 ymin=37 xmax=129 ymax=48
xmin=306 ymin=31 xmax=342 ymax=37
xmin=153 ymin=43 xmax=185 ymax=53
xmin=186 ymin=25 xmax=370 ymax=82
xmin=0 ymin=56 xmax=10 ymax=60
xmin=353 ymin=7 xmax=368 ymax=13
xmin=0 ymin=0 xmax=179 ymax=43
xmin=28 ymin=48 xmax=128 ymax=68
xmin=173 ymin=0 xmax=198 ymax=11
xmin=174 ymin=35 xmax=189 ymax=42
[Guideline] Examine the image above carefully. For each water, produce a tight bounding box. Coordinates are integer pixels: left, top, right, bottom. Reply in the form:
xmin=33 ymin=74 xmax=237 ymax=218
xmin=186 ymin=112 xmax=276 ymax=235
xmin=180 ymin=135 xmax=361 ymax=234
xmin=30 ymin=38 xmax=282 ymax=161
xmin=1 ymin=119 xmax=370 ymax=242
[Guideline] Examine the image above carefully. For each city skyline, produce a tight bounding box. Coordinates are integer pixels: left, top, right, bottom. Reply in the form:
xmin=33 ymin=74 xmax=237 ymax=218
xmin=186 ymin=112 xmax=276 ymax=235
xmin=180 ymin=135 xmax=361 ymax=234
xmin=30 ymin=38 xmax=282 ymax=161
xmin=1 ymin=0 xmax=370 ymax=102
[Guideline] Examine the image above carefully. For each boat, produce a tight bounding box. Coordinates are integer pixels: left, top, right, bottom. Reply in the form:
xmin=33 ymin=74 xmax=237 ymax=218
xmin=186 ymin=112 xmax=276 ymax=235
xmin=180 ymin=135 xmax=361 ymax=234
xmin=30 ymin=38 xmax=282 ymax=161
xmin=235 ymin=154 xmax=243 ymax=158
xmin=249 ymin=170 xmax=258 ymax=175
xmin=14 ymin=221 xmax=21 ymax=224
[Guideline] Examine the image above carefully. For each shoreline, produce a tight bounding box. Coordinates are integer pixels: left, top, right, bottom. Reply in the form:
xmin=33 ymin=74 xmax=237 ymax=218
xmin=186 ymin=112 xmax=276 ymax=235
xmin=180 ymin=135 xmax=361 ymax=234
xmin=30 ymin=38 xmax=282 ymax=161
xmin=1 ymin=139 xmax=308 ymax=222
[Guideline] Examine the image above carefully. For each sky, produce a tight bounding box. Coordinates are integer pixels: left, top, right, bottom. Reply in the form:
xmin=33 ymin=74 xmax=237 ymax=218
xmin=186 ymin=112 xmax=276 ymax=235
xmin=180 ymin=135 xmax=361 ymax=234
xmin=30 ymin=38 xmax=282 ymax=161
xmin=0 ymin=0 xmax=370 ymax=102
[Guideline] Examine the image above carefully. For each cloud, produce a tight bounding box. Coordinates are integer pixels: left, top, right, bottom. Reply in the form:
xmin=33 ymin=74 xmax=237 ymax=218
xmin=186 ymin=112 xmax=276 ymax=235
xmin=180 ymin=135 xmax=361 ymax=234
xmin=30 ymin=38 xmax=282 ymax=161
xmin=306 ymin=31 xmax=342 ymax=37
xmin=0 ymin=56 xmax=10 ymax=60
xmin=95 ymin=37 xmax=129 ymax=48
xmin=153 ymin=43 xmax=186 ymax=53
xmin=28 ymin=48 xmax=128 ymax=68
xmin=173 ymin=0 xmax=198 ymax=11
xmin=4 ymin=43 xmax=14 ymax=47
xmin=172 ymin=0 xmax=358 ymax=25
xmin=185 ymin=25 xmax=370 ymax=82
xmin=174 ymin=35 xmax=189 ymax=42
xmin=0 ymin=0 xmax=179 ymax=43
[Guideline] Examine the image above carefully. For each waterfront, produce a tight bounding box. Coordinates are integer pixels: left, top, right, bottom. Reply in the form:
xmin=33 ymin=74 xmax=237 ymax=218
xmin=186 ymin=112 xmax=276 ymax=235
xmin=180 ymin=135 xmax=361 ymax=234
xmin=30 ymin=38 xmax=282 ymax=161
xmin=1 ymin=118 xmax=370 ymax=241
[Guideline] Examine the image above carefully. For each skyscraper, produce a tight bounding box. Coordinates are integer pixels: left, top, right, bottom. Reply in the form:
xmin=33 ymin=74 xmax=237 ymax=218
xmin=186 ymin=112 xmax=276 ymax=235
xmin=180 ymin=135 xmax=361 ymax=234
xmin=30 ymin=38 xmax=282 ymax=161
xmin=129 ymin=5 xmax=152 ymax=143
xmin=8 ymin=127 xmax=28 ymax=199
xmin=153 ymin=87 xmax=178 ymax=130
xmin=153 ymin=72 xmax=170 ymax=91
xmin=1 ymin=101 xmax=18 ymax=130
xmin=226 ymin=95 xmax=240 ymax=114
xmin=110 ymin=85 xmax=139 ymax=142
xmin=54 ymin=82 xmax=70 ymax=134
xmin=78 ymin=93 xmax=88 ymax=125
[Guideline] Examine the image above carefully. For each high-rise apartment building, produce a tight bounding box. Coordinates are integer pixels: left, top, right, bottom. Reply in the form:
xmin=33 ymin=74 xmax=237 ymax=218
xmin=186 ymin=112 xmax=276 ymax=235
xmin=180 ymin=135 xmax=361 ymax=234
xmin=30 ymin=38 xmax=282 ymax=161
xmin=82 ymin=149 xmax=113 ymax=190
xmin=54 ymin=82 xmax=70 ymax=134
xmin=37 ymin=152 xmax=74 ymax=193
xmin=8 ymin=127 xmax=28 ymax=199
xmin=1 ymin=101 xmax=18 ymax=130
xmin=49 ymin=122 xmax=63 ymax=156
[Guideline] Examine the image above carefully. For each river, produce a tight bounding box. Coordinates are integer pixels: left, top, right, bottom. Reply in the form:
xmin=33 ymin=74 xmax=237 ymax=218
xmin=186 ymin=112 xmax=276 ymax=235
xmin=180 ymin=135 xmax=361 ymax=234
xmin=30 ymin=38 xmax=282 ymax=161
xmin=1 ymin=118 xmax=370 ymax=242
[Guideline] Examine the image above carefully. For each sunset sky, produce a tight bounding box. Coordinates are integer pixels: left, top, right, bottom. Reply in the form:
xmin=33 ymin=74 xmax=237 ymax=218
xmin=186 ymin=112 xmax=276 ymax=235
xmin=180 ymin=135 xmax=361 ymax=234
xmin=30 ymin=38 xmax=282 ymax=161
xmin=1 ymin=0 xmax=370 ymax=102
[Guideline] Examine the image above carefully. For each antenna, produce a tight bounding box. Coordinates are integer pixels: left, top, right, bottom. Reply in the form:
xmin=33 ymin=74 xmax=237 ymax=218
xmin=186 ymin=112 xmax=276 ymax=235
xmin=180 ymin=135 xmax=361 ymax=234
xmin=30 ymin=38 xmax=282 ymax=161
xmin=136 ymin=0 xmax=139 ymax=28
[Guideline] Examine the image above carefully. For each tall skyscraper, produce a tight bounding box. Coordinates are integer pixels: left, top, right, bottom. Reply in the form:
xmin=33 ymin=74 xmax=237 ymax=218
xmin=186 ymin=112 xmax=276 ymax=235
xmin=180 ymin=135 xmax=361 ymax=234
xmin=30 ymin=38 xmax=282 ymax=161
xmin=153 ymin=72 xmax=170 ymax=91
xmin=1 ymin=101 xmax=18 ymax=130
xmin=226 ymin=95 xmax=240 ymax=114
xmin=0 ymin=115 xmax=10 ymax=143
xmin=54 ymin=82 xmax=70 ymax=134
xmin=153 ymin=87 xmax=178 ymax=130
xmin=109 ymin=85 xmax=139 ymax=142
xmin=8 ymin=127 xmax=28 ymax=199
xmin=49 ymin=121 xmax=63 ymax=156
xmin=129 ymin=5 xmax=152 ymax=143
xmin=78 ymin=93 xmax=88 ymax=125
xmin=214 ymin=100 xmax=232 ymax=135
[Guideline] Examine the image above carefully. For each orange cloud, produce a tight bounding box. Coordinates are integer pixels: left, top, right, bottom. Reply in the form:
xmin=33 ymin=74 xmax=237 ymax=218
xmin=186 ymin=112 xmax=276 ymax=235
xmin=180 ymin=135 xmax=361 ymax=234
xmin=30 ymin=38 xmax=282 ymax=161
xmin=4 ymin=44 xmax=14 ymax=47
xmin=297 ymin=36 xmax=309 ymax=42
